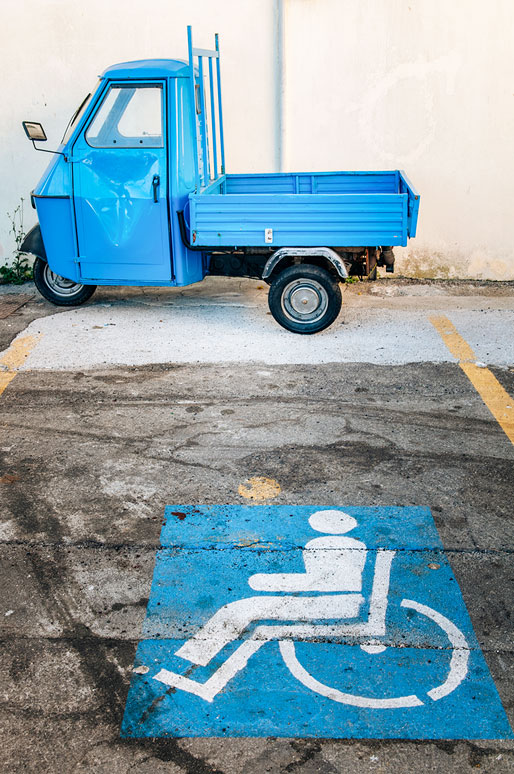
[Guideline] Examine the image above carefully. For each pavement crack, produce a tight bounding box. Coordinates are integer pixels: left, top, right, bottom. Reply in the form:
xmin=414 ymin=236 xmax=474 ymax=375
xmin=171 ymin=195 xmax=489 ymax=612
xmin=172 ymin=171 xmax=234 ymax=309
xmin=154 ymin=545 xmax=513 ymax=555
xmin=1 ymin=538 xmax=513 ymax=553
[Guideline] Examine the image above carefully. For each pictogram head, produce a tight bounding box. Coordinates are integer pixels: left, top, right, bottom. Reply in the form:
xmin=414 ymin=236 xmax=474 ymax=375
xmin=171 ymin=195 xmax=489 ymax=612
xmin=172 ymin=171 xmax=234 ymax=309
xmin=308 ymin=509 xmax=358 ymax=534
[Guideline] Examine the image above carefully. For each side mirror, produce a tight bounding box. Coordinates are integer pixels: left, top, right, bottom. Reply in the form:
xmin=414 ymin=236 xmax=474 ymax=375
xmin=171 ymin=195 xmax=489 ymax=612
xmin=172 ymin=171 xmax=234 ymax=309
xmin=22 ymin=121 xmax=47 ymax=142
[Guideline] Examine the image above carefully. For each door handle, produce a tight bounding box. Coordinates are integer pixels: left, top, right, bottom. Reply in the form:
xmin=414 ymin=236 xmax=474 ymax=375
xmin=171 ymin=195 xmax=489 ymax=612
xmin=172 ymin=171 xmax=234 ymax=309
xmin=152 ymin=174 xmax=160 ymax=203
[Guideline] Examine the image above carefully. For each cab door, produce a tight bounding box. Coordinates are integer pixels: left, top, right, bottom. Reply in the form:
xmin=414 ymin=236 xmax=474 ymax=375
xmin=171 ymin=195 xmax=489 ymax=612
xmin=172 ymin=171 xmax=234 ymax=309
xmin=72 ymin=81 xmax=172 ymax=282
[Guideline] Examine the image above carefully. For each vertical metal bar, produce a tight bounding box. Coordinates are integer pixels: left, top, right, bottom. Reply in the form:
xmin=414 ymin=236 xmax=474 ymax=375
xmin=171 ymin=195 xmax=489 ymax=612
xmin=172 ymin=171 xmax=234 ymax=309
xmin=215 ymin=33 xmax=226 ymax=174
xmin=208 ymin=56 xmax=218 ymax=180
xmin=197 ymin=56 xmax=209 ymax=186
xmin=187 ymin=25 xmax=200 ymax=193
xmin=274 ymin=0 xmax=285 ymax=172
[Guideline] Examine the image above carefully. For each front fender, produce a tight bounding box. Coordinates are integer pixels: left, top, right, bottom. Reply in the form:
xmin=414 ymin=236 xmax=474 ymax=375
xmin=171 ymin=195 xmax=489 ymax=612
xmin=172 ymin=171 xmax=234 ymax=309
xmin=20 ymin=224 xmax=47 ymax=262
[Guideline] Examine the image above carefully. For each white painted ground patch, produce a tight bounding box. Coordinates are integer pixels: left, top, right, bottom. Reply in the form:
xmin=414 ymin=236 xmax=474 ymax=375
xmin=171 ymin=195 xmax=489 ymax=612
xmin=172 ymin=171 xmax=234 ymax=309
xmin=3 ymin=281 xmax=514 ymax=370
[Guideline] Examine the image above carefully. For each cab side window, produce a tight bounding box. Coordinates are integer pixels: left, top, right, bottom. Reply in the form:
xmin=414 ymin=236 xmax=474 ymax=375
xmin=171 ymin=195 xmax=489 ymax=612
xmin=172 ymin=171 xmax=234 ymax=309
xmin=86 ymin=85 xmax=163 ymax=148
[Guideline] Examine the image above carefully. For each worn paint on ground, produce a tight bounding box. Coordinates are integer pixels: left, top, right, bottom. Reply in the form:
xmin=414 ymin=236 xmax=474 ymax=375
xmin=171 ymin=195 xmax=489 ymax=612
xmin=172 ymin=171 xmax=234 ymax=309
xmin=238 ymin=477 xmax=281 ymax=501
xmin=0 ymin=333 xmax=42 ymax=396
xmin=430 ymin=315 xmax=514 ymax=445
xmin=121 ymin=505 xmax=512 ymax=739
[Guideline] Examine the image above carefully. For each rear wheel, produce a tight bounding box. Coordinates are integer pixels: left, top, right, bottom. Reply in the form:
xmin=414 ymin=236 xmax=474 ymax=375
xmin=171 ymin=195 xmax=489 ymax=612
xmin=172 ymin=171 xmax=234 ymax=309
xmin=33 ymin=257 xmax=96 ymax=306
xmin=268 ymin=264 xmax=342 ymax=334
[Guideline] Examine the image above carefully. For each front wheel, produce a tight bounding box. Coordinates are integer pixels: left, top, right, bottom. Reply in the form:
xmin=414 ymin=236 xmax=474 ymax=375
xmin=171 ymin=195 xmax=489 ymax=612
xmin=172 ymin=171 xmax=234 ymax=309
xmin=33 ymin=257 xmax=96 ymax=306
xmin=268 ymin=264 xmax=342 ymax=334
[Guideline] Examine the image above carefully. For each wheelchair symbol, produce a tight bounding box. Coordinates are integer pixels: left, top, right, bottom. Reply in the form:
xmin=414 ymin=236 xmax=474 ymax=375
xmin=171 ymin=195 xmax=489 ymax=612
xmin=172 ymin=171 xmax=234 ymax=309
xmin=154 ymin=510 xmax=469 ymax=708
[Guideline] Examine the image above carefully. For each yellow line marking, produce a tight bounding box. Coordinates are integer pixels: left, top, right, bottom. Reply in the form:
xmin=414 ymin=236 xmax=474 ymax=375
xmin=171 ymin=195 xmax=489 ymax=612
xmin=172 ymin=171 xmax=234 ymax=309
xmin=0 ymin=334 xmax=42 ymax=397
xmin=238 ymin=477 xmax=281 ymax=501
xmin=430 ymin=315 xmax=514 ymax=446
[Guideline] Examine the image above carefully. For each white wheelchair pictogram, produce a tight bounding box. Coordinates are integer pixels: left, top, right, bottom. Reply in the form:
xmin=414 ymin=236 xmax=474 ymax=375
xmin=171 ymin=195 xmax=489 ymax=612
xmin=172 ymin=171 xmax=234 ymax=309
xmin=154 ymin=510 xmax=469 ymax=708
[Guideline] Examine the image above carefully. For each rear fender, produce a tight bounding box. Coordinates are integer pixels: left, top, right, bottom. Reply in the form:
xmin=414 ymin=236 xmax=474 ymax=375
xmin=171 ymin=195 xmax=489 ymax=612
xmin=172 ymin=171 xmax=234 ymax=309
xmin=262 ymin=247 xmax=348 ymax=281
xmin=20 ymin=224 xmax=47 ymax=262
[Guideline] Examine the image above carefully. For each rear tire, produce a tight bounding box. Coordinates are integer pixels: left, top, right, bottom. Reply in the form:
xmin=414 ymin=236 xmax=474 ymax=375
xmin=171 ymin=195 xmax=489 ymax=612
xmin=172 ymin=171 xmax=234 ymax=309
xmin=268 ymin=264 xmax=342 ymax=334
xmin=33 ymin=257 xmax=96 ymax=306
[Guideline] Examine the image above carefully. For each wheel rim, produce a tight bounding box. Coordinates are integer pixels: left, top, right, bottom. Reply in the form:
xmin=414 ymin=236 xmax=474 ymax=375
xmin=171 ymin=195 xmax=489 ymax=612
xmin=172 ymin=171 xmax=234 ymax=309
xmin=44 ymin=265 xmax=84 ymax=298
xmin=281 ymin=278 xmax=329 ymax=324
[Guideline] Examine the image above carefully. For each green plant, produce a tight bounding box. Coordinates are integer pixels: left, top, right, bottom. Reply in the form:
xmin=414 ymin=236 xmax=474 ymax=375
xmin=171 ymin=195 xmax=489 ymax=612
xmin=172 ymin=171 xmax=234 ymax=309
xmin=0 ymin=199 xmax=33 ymax=284
xmin=344 ymin=275 xmax=359 ymax=284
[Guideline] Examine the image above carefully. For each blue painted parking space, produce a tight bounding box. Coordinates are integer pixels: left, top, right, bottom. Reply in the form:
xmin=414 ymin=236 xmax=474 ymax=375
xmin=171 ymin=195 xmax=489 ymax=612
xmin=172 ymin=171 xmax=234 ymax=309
xmin=121 ymin=506 xmax=512 ymax=739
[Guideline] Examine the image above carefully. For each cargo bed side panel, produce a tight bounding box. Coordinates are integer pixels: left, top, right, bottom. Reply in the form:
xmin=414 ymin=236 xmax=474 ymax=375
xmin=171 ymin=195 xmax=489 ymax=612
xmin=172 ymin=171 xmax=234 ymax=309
xmin=190 ymin=192 xmax=408 ymax=248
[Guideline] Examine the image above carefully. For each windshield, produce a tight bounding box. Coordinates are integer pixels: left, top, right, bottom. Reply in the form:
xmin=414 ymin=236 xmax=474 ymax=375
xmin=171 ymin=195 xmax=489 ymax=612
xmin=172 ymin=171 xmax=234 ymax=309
xmin=61 ymin=83 xmax=99 ymax=144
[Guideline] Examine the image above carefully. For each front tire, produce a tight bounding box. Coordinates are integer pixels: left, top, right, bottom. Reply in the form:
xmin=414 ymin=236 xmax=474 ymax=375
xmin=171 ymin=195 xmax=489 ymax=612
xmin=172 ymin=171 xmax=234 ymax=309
xmin=268 ymin=264 xmax=342 ymax=334
xmin=33 ymin=257 xmax=96 ymax=306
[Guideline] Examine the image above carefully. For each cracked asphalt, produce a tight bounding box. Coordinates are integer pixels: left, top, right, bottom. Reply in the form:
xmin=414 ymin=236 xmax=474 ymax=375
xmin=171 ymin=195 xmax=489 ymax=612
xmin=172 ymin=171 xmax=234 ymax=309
xmin=0 ymin=277 xmax=513 ymax=772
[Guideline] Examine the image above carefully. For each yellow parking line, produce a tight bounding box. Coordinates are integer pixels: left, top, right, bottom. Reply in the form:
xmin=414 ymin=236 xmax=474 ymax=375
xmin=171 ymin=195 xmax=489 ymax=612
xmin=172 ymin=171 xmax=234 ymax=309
xmin=430 ymin=315 xmax=514 ymax=446
xmin=0 ymin=334 xmax=42 ymax=397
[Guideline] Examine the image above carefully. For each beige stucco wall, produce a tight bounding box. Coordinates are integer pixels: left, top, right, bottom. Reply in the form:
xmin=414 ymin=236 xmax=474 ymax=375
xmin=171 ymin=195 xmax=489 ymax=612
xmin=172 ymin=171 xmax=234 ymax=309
xmin=283 ymin=0 xmax=514 ymax=280
xmin=1 ymin=0 xmax=513 ymax=279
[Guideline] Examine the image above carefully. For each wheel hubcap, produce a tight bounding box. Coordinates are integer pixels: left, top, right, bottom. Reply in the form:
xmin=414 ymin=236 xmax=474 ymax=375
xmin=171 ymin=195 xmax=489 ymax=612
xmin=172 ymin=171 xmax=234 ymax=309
xmin=282 ymin=279 xmax=329 ymax=324
xmin=44 ymin=265 xmax=84 ymax=297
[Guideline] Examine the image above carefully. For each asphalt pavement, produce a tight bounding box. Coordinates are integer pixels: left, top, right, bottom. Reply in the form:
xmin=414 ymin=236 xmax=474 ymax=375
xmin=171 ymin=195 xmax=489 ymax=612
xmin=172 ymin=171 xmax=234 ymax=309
xmin=0 ymin=277 xmax=513 ymax=773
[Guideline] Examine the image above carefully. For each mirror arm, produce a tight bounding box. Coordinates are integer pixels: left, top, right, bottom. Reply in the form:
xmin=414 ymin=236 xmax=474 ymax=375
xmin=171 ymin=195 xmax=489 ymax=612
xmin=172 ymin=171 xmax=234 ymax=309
xmin=31 ymin=140 xmax=67 ymax=159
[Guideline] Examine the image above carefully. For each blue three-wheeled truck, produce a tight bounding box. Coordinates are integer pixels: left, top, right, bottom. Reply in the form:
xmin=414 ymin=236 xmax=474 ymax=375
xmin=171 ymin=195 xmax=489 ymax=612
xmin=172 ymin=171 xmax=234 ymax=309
xmin=22 ymin=27 xmax=420 ymax=334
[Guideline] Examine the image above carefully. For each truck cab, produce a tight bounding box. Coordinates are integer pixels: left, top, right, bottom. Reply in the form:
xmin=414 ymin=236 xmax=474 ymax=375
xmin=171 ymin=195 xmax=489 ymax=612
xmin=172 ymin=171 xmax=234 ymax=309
xmin=26 ymin=57 xmax=203 ymax=292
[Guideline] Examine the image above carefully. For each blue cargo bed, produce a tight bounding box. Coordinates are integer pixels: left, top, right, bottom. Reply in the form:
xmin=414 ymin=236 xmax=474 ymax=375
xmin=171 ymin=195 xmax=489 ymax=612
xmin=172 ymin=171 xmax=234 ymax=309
xmin=188 ymin=170 xmax=419 ymax=249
